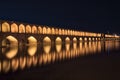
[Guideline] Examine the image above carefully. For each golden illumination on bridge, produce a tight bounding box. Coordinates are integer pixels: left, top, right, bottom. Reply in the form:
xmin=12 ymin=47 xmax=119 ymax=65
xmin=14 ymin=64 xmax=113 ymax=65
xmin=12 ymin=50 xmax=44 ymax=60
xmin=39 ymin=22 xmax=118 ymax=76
xmin=0 ymin=21 xmax=104 ymax=37
xmin=0 ymin=20 xmax=120 ymax=46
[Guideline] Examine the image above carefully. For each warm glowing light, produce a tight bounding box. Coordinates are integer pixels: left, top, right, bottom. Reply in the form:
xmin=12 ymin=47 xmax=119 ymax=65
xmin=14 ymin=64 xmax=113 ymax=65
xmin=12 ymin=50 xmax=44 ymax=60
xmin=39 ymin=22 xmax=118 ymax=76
xmin=19 ymin=57 xmax=26 ymax=69
xmin=2 ymin=22 xmax=10 ymax=32
xmin=2 ymin=60 xmax=10 ymax=73
xmin=11 ymin=23 xmax=18 ymax=33
xmin=47 ymin=27 xmax=51 ymax=34
xmin=32 ymin=26 xmax=37 ymax=33
xmin=43 ymin=37 xmax=51 ymax=54
xmin=51 ymin=28 xmax=55 ymax=34
xmin=26 ymin=57 xmax=32 ymax=68
xmin=28 ymin=36 xmax=37 ymax=43
xmin=11 ymin=58 xmax=19 ymax=71
xmin=38 ymin=26 xmax=42 ymax=34
xmin=65 ymin=37 xmax=70 ymax=43
xmin=3 ymin=46 xmax=18 ymax=59
xmin=19 ymin=24 xmax=25 ymax=33
xmin=28 ymin=44 xmax=37 ymax=56
xmin=73 ymin=37 xmax=77 ymax=42
xmin=43 ymin=27 xmax=47 ymax=34
xmin=26 ymin=25 xmax=31 ymax=33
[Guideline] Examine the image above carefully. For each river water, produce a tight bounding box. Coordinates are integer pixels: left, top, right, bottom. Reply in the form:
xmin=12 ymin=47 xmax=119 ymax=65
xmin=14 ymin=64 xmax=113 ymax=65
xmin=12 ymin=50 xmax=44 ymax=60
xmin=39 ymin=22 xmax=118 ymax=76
xmin=0 ymin=41 xmax=120 ymax=80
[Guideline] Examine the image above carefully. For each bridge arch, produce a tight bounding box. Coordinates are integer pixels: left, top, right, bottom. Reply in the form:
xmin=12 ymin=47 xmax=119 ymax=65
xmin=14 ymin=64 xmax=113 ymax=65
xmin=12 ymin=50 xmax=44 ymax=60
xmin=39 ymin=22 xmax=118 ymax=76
xmin=51 ymin=28 xmax=55 ymax=34
xmin=32 ymin=26 xmax=37 ymax=34
xmin=1 ymin=22 xmax=10 ymax=32
xmin=55 ymin=37 xmax=62 ymax=43
xmin=58 ymin=29 xmax=62 ymax=35
xmin=65 ymin=37 xmax=70 ymax=43
xmin=26 ymin=25 xmax=31 ymax=33
xmin=73 ymin=37 xmax=77 ymax=42
xmin=27 ymin=36 xmax=37 ymax=44
xmin=38 ymin=26 xmax=42 ymax=34
xmin=2 ymin=36 xmax=18 ymax=59
xmin=11 ymin=23 xmax=18 ymax=33
xmin=43 ymin=36 xmax=51 ymax=54
xmin=79 ymin=37 xmax=83 ymax=41
xmin=55 ymin=28 xmax=58 ymax=34
xmin=43 ymin=27 xmax=47 ymax=34
xmin=47 ymin=27 xmax=51 ymax=34
xmin=2 ymin=35 xmax=18 ymax=46
xmin=19 ymin=24 xmax=25 ymax=33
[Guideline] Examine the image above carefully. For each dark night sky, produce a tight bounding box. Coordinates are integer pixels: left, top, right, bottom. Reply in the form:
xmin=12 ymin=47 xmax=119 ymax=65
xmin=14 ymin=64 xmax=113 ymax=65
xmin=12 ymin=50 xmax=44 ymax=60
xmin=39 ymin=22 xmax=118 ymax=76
xmin=0 ymin=0 xmax=120 ymax=34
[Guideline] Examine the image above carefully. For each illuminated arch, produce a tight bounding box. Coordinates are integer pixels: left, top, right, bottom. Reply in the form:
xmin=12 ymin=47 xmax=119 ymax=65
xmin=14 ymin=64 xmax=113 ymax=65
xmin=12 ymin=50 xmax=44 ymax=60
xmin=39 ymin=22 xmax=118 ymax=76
xmin=32 ymin=26 xmax=37 ymax=33
xmin=43 ymin=36 xmax=51 ymax=44
xmin=2 ymin=36 xmax=18 ymax=59
xmin=38 ymin=26 xmax=42 ymax=34
xmin=51 ymin=28 xmax=55 ymax=34
xmin=26 ymin=25 xmax=31 ymax=33
xmin=55 ymin=37 xmax=62 ymax=43
xmin=84 ymin=37 xmax=87 ymax=41
xmin=61 ymin=29 xmax=64 ymax=35
xmin=19 ymin=24 xmax=25 ymax=33
xmin=92 ymin=38 xmax=95 ymax=41
xmin=2 ymin=36 xmax=18 ymax=46
xmin=89 ymin=38 xmax=91 ymax=41
xmin=47 ymin=27 xmax=51 ymax=34
xmin=55 ymin=37 xmax=62 ymax=53
xmin=43 ymin=37 xmax=51 ymax=54
xmin=2 ymin=22 xmax=10 ymax=32
xmin=28 ymin=36 xmax=37 ymax=44
xmin=65 ymin=37 xmax=70 ymax=43
xmin=58 ymin=29 xmax=62 ymax=35
xmin=68 ymin=30 xmax=70 ymax=35
xmin=73 ymin=37 xmax=77 ymax=42
xmin=79 ymin=37 xmax=82 ymax=41
xmin=55 ymin=28 xmax=58 ymax=34
xmin=43 ymin=27 xmax=47 ymax=34
xmin=11 ymin=23 xmax=18 ymax=33
xmin=65 ymin=30 xmax=67 ymax=35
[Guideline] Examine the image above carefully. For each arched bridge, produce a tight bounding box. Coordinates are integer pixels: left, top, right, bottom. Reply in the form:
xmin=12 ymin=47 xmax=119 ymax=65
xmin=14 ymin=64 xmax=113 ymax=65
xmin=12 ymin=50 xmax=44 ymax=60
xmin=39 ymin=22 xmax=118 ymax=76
xmin=0 ymin=20 xmax=120 ymax=47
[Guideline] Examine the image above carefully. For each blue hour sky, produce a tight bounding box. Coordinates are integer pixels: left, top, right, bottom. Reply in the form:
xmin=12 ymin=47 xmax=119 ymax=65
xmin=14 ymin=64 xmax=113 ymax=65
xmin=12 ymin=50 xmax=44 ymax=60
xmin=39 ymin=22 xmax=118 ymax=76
xmin=0 ymin=0 xmax=120 ymax=34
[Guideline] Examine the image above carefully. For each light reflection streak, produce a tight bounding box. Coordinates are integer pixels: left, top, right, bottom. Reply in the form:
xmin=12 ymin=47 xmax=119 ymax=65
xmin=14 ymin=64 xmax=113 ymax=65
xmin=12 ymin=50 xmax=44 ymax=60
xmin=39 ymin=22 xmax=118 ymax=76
xmin=0 ymin=41 xmax=120 ymax=73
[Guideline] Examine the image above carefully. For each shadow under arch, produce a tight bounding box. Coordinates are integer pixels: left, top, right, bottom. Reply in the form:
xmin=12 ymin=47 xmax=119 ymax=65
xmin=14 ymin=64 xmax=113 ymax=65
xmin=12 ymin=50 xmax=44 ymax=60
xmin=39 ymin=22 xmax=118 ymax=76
xmin=43 ymin=36 xmax=51 ymax=54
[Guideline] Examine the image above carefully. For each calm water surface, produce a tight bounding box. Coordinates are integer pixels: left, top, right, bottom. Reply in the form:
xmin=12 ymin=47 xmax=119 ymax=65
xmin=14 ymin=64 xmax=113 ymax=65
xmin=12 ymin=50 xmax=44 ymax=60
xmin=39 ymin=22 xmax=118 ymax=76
xmin=0 ymin=41 xmax=120 ymax=80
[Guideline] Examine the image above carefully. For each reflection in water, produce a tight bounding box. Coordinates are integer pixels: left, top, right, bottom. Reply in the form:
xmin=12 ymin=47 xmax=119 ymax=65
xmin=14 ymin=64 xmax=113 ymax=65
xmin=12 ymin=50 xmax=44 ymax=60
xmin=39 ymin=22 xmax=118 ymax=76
xmin=11 ymin=58 xmax=19 ymax=71
xmin=2 ymin=60 xmax=10 ymax=73
xmin=43 ymin=44 xmax=51 ymax=54
xmin=19 ymin=57 xmax=26 ymax=70
xmin=0 ymin=41 xmax=120 ymax=73
xmin=56 ymin=43 xmax=62 ymax=53
xmin=43 ymin=37 xmax=51 ymax=54
xmin=28 ymin=44 xmax=37 ymax=56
